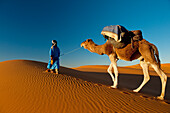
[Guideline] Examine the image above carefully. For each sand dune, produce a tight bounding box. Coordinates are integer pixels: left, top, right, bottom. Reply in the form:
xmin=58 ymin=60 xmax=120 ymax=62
xmin=73 ymin=64 xmax=170 ymax=77
xmin=0 ymin=60 xmax=170 ymax=113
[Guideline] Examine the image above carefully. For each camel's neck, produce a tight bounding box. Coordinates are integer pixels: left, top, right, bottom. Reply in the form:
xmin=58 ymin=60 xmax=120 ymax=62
xmin=87 ymin=41 xmax=113 ymax=55
xmin=93 ymin=46 xmax=103 ymax=55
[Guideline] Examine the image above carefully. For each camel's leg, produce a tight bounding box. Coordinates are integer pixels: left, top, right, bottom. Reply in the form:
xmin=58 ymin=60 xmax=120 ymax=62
xmin=150 ymin=64 xmax=167 ymax=100
xmin=108 ymin=54 xmax=118 ymax=88
xmin=133 ymin=61 xmax=150 ymax=92
xmin=111 ymin=60 xmax=118 ymax=88
xmin=107 ymin=63 xmax=115 ymax=82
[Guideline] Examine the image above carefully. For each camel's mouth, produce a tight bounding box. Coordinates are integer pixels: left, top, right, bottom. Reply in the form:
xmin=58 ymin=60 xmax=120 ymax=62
xmin=81 ymin=43 xmax=84 ymax=47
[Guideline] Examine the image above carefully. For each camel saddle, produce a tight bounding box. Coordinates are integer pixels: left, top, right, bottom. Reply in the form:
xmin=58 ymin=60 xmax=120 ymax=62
xmin=101 ymin=25 xmax=143 ymax=49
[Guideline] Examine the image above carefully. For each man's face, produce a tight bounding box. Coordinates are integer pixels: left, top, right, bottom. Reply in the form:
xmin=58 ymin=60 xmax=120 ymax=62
xmin=52 ymin=43 xmax=57 ymax=46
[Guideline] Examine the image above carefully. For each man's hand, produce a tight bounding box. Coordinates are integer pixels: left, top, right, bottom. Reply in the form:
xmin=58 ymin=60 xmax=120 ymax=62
xmin=51 ymin=57 xmax=53 ymax=65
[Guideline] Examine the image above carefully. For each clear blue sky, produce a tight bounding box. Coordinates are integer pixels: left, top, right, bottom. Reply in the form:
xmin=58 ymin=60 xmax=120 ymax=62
xmin=0 ymin=0 xmax=170 ymax=67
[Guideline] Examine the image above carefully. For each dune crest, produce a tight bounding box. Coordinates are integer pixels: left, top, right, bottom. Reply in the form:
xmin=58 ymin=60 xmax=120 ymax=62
xmin=0 ymin=60 xmax=169 ymax=113
xmin=73 ymin=64 xmax=170 ymax=77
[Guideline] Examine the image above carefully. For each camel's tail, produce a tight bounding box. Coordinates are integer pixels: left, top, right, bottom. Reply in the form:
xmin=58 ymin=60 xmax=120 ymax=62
xmin=142 ymin=39 xmax=161 ymax=67
xmin=150 ymin=43 xmax=161 ymax=68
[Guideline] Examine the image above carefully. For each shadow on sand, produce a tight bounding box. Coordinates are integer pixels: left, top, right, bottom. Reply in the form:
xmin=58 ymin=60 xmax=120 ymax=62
xmin=60 ymin=66 xmax=170 ymax=101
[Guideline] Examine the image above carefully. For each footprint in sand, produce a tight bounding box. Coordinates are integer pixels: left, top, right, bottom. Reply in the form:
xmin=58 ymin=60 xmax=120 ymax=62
xmin=140 ymin=95 xmax=149 ymax=98
xmin=121 ymin=91 xmax=131 ymax=95
xmin=139 ymin=95 xmax=154 ymax=101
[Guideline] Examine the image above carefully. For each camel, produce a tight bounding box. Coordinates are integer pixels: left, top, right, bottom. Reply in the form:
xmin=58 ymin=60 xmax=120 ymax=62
xmin=81 ymin=39 xmax=167 ymax=100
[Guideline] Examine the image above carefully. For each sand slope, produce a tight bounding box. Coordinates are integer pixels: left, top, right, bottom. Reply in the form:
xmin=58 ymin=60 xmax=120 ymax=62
xmin=0 ymin=60 xmax=170 ymax=113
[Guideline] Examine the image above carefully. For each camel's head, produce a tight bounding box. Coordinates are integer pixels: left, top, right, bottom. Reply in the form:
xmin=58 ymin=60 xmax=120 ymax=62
xmin=81 ymin=39 xmax=105 ymax=55
xmin=81 ymin=39 xmax=94 ymax=49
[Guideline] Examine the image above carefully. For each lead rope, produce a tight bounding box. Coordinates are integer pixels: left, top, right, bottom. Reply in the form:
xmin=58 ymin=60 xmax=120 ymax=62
xmin=60 ymin=47 xmax=81 ymax=56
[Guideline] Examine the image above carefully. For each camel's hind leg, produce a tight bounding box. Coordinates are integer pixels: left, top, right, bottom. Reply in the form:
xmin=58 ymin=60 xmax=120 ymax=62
xmin=150 ymin=64 xmax=167 ymax=100
xmin=138 ymin=40 xmax=167 ymax=100
xmin=133 ymin=61 xmax=150 ymax=92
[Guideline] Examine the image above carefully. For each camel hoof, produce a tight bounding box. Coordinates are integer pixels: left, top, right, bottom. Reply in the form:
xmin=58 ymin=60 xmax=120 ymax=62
xmin=111 ymin=85 xmax=117 ymax=88
xmin=157 ymin=96 xmax=164 ymax=100
xmin=133 ymin=89 xmax=139 ymax=93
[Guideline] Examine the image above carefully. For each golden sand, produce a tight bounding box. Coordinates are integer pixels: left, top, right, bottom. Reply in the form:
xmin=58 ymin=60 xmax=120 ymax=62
xmin=0 ymin=60 xmax=169 ymax=113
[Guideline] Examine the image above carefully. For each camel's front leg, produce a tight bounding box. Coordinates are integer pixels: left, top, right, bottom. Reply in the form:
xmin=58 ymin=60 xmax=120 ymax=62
xmin=108 ymin=54 xmax=118 ymax=88
xmin=111 ymin=61 xmax=118 ymax=88
xmin=107 ymin=63 xmax=115 ymax=83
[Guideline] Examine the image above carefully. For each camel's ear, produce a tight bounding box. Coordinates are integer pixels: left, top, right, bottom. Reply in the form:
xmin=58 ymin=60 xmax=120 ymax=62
xmin=87 ymin=39 xmax=92 ymax=42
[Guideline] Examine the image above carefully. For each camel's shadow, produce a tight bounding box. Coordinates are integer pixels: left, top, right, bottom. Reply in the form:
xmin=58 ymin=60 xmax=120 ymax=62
xmin=60 ymin=66 xmax=170 ymax=101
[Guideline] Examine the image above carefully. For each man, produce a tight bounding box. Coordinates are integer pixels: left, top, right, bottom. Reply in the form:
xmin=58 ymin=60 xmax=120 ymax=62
xmin=46 ymin=40 xmax=60 ymax=74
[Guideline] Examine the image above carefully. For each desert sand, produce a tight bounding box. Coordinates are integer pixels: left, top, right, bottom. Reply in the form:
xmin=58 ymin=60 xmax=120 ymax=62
xmin=0 ymin=60 xmax=170 ymax=113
